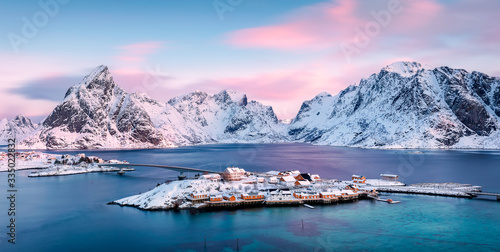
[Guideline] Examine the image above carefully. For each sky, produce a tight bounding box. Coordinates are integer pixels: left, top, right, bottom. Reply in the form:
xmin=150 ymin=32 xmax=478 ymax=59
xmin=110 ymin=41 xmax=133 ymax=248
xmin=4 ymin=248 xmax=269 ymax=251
xmin=1 ymin=0 xmax=499 ymax=121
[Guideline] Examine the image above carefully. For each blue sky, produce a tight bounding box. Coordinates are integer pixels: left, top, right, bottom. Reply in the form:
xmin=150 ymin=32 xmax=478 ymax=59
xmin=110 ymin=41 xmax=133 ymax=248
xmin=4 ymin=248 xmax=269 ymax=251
xmin=1 ymin=0 xmax=499 ymax=121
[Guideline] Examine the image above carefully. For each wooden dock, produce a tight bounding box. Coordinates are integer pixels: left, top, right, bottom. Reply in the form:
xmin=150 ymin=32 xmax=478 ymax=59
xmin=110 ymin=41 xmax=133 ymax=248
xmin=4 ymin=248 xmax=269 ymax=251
xmin=467 ymin=192 xmax=500 ymax=200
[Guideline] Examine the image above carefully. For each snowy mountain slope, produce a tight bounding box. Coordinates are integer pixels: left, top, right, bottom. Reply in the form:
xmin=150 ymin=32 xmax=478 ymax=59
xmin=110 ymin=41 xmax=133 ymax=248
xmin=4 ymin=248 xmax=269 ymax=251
xmin=165 ymin=90 xmax=285 ymax=143
xmin=288 ymin=61 xmax=500 ymax=148
xmin=18 ymin=66 xmax=285 ymax=149
xmin=19 ymin=66 xmax=172 ymax=149
xmin=0 ymin=115 xmax=38 ymax=144
xmin=13 ymin=62 xmax=500 ymax=149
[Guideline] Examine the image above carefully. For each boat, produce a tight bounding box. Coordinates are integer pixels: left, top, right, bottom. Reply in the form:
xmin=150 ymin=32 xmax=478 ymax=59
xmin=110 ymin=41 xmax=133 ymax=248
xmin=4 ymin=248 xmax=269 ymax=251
xmin=303 ymin=204 xmax=315 ymax=209
xmin=386 ymin=199 xmax=401 ymax=204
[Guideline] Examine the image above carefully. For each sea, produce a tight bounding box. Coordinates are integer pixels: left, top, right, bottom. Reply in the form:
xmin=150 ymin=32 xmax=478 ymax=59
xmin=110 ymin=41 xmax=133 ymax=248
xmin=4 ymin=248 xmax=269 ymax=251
xmin=1 ymin=143 xmax=499 ymax=251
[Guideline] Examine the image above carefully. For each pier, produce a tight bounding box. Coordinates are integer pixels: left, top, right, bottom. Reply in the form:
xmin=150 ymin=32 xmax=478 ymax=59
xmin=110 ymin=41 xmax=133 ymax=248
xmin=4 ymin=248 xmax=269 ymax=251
xmin=467 ymin=192 xmax=500 ymax=201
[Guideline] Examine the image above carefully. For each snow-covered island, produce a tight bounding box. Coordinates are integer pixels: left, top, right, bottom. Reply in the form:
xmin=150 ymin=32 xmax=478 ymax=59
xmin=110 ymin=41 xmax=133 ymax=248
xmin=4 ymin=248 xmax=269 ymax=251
xmin=112 ymin=169 xmax=485 ymax=211
xmin=113 ymin=169 xmax=373 ymax=210
xmin=0 ymin=151 xmax=131 ymax=176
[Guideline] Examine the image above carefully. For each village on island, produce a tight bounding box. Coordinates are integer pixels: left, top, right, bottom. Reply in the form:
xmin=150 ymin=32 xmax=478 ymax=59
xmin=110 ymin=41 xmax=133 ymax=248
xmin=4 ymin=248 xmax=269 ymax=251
xmin=113 ymin=167 xmax=393 ymax=210
xmin=1 ymin=151 xmax=497 ymax=211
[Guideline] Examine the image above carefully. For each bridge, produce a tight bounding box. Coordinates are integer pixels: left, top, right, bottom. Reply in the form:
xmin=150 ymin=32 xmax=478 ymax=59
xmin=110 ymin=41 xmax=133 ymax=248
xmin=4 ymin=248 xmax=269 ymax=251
xmin=98 ymin=163 xmax=221 ymax=179
xmin=467 ymin=192 xmax=500 ymax=201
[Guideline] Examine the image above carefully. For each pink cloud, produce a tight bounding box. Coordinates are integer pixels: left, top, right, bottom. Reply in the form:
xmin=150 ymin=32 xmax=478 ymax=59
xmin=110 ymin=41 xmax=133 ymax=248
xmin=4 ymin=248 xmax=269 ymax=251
xmin=115 ymin=41 xmax=166 ymax=63
xmin=226 ymin=0 xmax=364 ymax=50
xmin=227 ymin=23 xmax=318 ymax=49
xmin=224 ymin=0 xmax=498 ymax=60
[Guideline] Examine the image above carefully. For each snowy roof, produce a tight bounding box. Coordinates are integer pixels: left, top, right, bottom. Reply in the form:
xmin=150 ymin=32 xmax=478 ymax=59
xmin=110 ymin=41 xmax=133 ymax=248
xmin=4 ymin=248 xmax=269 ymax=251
xmin=330 ymin=190 xmax=343 ymax=195
xmin=200 ymin=174 xmax=221 ymax=179
xmin=280 ymin=176 xmax=296 ymax=182
xmin=265 ymin=171 xmax=280 ymax=175
xmin=210 ymin=194 xmax=222 ymax=198
xmin=380 ymin=174 xmax=399 ymax=178
xmin=296 ymin=180 xmax=311 ymax=186
xmin=225 ymin=167 xmax=245 ymax=173
xmin=320 ymin=192 xmax=336 ymax=196
xmin=352 ymin=174 xmax=365 ymax=178
xmin=192 ymin=192 xmax=207 ymax=196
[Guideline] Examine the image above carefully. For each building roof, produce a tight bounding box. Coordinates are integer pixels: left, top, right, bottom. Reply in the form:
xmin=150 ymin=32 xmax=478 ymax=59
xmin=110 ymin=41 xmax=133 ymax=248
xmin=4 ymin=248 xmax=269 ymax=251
xmin=310 ymin=174 xmax=321 ymax=180
xmin=298 ymin=173 xmax=313 ymax=181
xmin=296 ymin=180 xmax=311 ymax=186
xmin=320 ymin=192 xmax=336 ymax=196
xmin=225 ymin=167 xmax=245 ymax=173
xmin=380 ymin=174 xmax=399 ymax=178
xmin=280 ymin=176 xmax=296 ymax=182
xmin=200 ymin=174 xmax=221 ymax=180
xmin=352 ymin=174 xmax=365 ymax=178
xmin=192 ymin=193 xmax=208 ymax=196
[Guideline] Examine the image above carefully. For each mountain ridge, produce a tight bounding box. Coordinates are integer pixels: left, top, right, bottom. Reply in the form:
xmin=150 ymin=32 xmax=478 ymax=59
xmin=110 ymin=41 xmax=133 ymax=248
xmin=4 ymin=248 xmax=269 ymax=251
xmin=5 ymin=61 xmax=500 ymax=149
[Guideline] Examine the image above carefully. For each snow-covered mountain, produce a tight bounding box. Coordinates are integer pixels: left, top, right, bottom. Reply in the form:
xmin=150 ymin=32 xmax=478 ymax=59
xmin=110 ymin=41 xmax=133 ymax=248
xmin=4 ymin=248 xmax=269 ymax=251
xmin=20 ymin=66 xmax=171 ymax=149
xmin=288 ymin=61 xmax=500 ymax=148
xmin=0 ymin=115 xmax=38 ymax=144
xmin=13 ymin=62 xmax=500 ymax=149
xmin=19 ymin=66 xmax=285 ymax=149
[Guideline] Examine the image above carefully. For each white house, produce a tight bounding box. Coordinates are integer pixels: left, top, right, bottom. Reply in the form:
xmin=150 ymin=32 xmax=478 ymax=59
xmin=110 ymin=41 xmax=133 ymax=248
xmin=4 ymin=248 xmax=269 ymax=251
xmin=279 ymin=175 xmax=296 ymax=187
xmin=352 ymin=174 xmax=366 ymax=184
xmin=222 ymin=167 xmax=246 ymax=181
xmin=268 ymin=190 xmax=293 ymax=201
xmin=199 ymin=173 xmax=222 ymax=182
xmin=267 ymin=176 xmax=278 ymax=184
xmin=295 ymin=180 xmax=311 ymax=187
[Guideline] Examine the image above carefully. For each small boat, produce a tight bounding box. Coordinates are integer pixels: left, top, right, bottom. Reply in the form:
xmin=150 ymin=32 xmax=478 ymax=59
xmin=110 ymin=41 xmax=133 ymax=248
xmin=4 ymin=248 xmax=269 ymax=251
xmin=386 ymin=199 xmax=401 ymax=204
xmin=303 ymin=204 xmax=315 ymax=209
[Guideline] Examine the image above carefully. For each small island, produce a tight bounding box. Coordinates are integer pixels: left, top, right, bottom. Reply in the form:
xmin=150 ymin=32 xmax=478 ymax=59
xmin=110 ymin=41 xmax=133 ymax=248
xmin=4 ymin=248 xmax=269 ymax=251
xmin=112 ymin=168 xmax=491 ymax=211
xmin=0 ymin=151 xmax=132 ymax=176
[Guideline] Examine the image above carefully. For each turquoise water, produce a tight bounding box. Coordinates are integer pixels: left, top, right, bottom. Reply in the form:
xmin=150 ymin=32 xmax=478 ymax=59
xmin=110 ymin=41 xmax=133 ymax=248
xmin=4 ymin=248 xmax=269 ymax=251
xmin=1 ymin=144 xmax=500 ymax=251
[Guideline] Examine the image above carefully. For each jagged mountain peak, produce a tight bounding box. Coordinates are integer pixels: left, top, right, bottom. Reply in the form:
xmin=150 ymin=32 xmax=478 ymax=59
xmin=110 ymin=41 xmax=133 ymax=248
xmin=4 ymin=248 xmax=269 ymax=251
xmin=214 ymin=89 xmax=247 ymax=106
xmin=64 ymin=65 xmax=115 ymax=100
xmin=11 ymin=114 xmax=36 ymax=129
xmin=20 ymin=66 xmax=284 ymax=149
xmin=289 ymin=62 xmax=500 ymax=148
xmin=381 ymin=61 xmax=424 ymax=77
xmin=0 ymin=115 xmax=37 ymax=143
xmin=79 ymin=65 xmax=110 ymax=85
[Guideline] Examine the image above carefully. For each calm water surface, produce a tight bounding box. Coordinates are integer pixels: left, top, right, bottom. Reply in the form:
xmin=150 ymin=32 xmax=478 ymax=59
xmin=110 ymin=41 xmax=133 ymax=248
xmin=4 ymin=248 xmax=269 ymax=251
xmin=1 ymin=144 xmax=499 ymax=251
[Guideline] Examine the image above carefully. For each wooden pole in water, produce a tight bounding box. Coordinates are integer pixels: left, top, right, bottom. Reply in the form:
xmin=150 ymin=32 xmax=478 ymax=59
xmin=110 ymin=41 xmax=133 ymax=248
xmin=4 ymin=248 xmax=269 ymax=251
xmin=302 ymin=219 xmax=304 ymax=229
xmin=237 ymin=238 xmax=239 ymax=251
xmin=204 ymin=235 xmax=206 ymax=248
